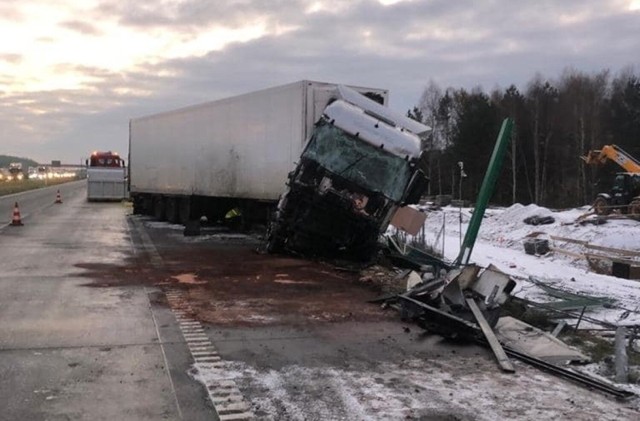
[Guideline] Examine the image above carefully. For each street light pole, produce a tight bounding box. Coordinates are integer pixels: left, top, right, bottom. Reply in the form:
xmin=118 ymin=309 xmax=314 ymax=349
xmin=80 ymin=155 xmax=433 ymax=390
xmin=457 ymin=161 xmax=466 ymax=201
xmin=457 ymin=161 xmax=466 ymax=248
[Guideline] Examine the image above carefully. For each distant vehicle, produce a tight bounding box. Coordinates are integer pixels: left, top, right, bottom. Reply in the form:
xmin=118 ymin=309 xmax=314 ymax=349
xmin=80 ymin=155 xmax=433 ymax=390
xmin=35 ymin=166 xmax=49 ymax=180
xmin=8 ymin=162 xmax=24 ymax=181
xmin=86 ymin=151 xmax=127 ymax=201
xmin=582 ymin=144 xmax=640 ymax=216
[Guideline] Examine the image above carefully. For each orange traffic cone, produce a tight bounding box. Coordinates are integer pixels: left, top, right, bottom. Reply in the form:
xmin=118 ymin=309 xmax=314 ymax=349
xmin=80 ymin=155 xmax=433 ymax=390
xmin=10 ymin=202 xmax=23 ymax=226
xmin=55 ymin=190 xmax=63 ymax=204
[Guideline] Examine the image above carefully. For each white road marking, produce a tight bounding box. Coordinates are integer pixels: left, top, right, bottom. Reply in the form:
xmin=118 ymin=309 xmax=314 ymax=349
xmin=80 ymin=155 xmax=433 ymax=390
xmin=166 ymin=288 xmax=253 ymax=420
xmin=132 ymin=217 xmax=251 ymax=419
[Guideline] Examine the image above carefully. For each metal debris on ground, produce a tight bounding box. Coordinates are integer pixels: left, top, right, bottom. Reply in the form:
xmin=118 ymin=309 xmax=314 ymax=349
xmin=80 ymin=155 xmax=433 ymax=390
xmin=384 ymin=235 xmax=452 ymax=274
xmin=494 ymin=316 xmax=589 ymax=365
xmin=523 ymin=215 xmax=555 ymax=225
xmin=528 ymin=234 xmax=640 ymax=279
xmin=376 ymin=251 xmax=517 ymax=366
xmin=523 ymin=238 xmax=550 ymax=255
xmin=526 ymin=276 xmax=616 ymax=310
xmin=466 ymin=297 xmax=515 ymax=372
xmin=578 ymin=216 xmax=607 ymax=226
xmin=374 ymin=264 xmax=634 ymax=398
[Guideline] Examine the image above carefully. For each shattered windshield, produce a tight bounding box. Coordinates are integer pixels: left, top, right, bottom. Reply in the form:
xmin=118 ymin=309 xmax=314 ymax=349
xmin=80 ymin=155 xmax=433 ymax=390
xmin=303 ymin=121 xmax=412 ymax=202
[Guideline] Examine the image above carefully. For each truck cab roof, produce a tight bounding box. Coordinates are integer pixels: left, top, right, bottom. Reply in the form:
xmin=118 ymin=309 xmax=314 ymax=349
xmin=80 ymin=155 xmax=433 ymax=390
xmin=323 ymin=99 xmax=422 ymax=159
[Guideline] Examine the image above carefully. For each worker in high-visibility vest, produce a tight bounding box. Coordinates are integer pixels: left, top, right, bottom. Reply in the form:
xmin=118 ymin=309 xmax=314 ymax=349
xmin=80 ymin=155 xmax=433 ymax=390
xmin=224 ymin=207 xmax=242 ymax=230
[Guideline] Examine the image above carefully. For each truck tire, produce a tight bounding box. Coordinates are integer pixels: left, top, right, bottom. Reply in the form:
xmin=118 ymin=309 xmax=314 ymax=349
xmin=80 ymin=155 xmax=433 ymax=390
xmin=141 ymin=196 xmax=154 ymax=216
xmin=178 ymin=198 xmax=191 ymax=225
xmin=593 ymin=196 xmax=610 ymax=216
xmin=132 ymin=197 xmax=142 ymax=215
xmin=153 ymin=196 xmax=165 ymax=221
xmin=165 ymin=197 xmax=178 ymax=224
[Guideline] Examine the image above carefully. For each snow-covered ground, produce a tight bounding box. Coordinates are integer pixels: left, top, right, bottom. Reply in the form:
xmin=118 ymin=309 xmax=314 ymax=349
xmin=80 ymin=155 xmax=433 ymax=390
xmin=193 ymin=357 xmax=640 ymax=420
xmin=403 ymin=204 xmax=640 ymax=327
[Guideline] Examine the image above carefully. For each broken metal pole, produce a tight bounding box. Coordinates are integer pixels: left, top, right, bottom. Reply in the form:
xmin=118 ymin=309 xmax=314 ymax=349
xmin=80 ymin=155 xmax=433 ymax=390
xmin=615 ymin=327 xmax=629 ymax=383
xmin=551 ymin=320 xmax=567 ymax=337
xmin=454 ymin=118 xmax=514 ymax=266
xmin=574 ymin=306 xmax=587 ymax=332
xmin=466 ymin=298 xmax=515 ymax=373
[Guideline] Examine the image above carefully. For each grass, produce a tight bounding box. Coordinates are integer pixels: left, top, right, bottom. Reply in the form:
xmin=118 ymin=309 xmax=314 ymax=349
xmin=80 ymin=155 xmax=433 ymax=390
xmin=564 ymin=332 xmax=640 ymax=384
xmin=564 ymin=331 xmax=640 ymax=365
xmin=0 ymin=178 xmax=81 ymax=197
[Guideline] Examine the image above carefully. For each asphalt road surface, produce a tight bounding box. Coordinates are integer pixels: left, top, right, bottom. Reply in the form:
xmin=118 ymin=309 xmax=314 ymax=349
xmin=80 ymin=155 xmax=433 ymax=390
xmin=0 ymin=182 xmax=214 ymax=421
xmin=1 ymin=182 xmax=638 ymax=420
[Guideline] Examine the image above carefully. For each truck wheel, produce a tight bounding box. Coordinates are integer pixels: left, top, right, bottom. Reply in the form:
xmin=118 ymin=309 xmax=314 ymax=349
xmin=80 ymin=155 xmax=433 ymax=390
xmin=165 ymin=198 xmax=178 ymax=224
xmin=142 ymin=196 xmax=154 ymax=216
xmin=593 ymin=197 xmax=610 ymax=216
xmin=630 ymin=199 xmax=640 ymax=218
xmin=178 ymin=198 xmax=191 ymax=225
xmin=132 ymin=197 xmax=142 ymax=215
xmin=153 ymin=196 xmax=165 ymax=221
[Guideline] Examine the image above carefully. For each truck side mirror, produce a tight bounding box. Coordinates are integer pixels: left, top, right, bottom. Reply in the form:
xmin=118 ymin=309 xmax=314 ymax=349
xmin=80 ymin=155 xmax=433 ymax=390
xmin=402 ymin=169 xmax=429 ymax=205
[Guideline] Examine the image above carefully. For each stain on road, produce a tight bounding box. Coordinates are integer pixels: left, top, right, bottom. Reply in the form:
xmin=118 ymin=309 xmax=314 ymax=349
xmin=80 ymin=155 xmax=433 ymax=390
xmin=77 ymin=245 xmax=394 ymax=327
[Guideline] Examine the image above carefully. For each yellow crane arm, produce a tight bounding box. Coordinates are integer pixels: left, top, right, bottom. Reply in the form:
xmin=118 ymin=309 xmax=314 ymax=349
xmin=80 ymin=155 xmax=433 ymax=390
xmin=581 ymin=144 xmax=640 ymax=173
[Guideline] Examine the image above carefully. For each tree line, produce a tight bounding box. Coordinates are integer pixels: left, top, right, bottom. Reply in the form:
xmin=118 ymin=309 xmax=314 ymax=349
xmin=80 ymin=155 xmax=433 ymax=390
xmin=0 ymin=155 xmax=39 ymax=169
xmin=408 ymin=68 xmax=640 ymax=208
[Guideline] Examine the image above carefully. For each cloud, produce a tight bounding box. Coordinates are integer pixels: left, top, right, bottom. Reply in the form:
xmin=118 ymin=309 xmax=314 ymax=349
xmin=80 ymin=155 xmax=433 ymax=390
xmin=97 ymin=0 xmax=314 ymax=29
xmin=0 ymin=0 xmax=638 ymax=163
xmin=60 ymin=20 xmax=101 ymax=36
xmin=0 ymin=53 xmax=23 ymax=64
xmin=0 ymin=4 xmax=24 ymax=22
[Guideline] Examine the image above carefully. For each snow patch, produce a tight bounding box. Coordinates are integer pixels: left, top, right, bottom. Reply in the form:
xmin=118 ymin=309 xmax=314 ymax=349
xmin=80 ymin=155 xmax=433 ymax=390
xmin=399 ymin=204 xmax=640 ymax=326
xmin=222 ymin=359 xmax=639 ymax=420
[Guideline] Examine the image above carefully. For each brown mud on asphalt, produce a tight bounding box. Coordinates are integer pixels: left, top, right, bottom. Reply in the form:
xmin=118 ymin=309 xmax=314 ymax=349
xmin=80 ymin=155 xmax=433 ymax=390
xmin=76 ymin=246 xmax=396 ymax=327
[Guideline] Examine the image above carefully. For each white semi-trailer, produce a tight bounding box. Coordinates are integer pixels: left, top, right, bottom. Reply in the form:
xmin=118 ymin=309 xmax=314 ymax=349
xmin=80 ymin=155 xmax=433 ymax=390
xmin=129 ymin=80 xmax=430 ymax=260
xmin=129 ymin=81 xmax=388 ymax=221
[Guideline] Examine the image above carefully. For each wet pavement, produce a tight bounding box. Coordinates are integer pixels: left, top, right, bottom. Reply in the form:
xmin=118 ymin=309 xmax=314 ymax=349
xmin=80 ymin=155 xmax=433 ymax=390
xmin=0 ymin=183 xmax=214 ymax=421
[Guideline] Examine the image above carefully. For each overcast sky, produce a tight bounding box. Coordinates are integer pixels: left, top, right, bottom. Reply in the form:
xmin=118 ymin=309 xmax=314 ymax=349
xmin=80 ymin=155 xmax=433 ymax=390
xmin=1 ymin=0 xmax=639 ymax=164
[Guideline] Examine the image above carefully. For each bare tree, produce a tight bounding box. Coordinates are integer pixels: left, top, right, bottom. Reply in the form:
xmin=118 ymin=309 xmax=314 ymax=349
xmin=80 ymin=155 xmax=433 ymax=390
xmin=527 ymin=75 xmax=558 ymax=204
xmin=557 ymin=69 xmax=609 ymax=204
xmin=408 ymin=67 xmax=639 ymax=208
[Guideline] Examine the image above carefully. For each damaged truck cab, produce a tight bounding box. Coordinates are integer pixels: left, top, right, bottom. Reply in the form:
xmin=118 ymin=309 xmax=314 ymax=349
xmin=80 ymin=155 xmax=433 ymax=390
xmin=268 ymin=86 xmax=430 ymax=260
